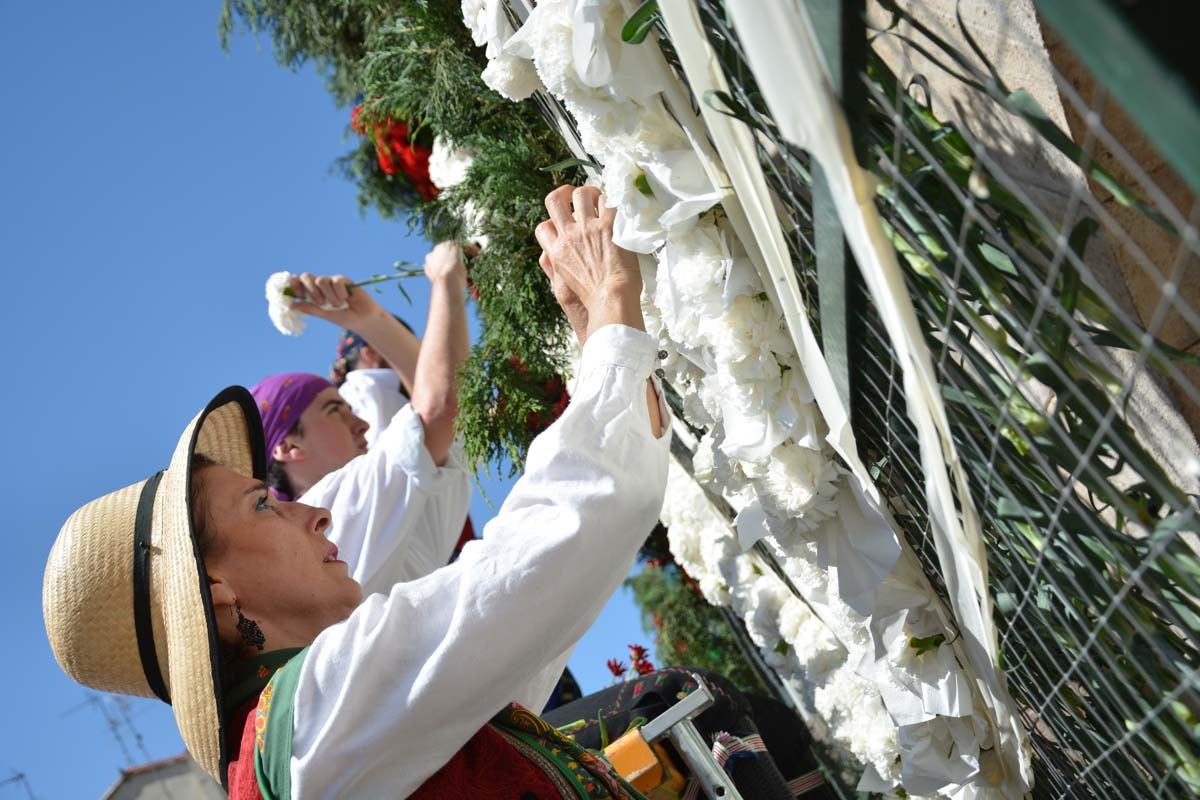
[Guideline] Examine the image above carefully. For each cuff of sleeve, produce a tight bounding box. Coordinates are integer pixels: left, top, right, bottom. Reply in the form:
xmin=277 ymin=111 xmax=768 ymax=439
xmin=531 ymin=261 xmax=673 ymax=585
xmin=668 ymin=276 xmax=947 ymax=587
xmin=384 ymin=404 xmax=440 ymax=483
xmin=578 ymin=324 xmax=659 ymax=380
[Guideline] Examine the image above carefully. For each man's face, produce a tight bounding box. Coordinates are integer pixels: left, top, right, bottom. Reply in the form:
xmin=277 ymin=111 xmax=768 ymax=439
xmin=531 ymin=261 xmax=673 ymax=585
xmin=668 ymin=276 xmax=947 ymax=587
xmin=285 ymin=388 xmax=369 ymax=480
xmin=357 ymin=344 xmax=390 ymax=370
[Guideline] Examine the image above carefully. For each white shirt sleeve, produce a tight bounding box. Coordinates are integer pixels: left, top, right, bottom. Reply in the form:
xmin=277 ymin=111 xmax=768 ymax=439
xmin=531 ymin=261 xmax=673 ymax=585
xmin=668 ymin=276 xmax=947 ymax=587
xmin=299 ymin=403 xmax=472 ymax=597
xmin=339 ymin=369 xmax=408 ymax=451
xmin=289 ymin=324 xmax=671 ymax=798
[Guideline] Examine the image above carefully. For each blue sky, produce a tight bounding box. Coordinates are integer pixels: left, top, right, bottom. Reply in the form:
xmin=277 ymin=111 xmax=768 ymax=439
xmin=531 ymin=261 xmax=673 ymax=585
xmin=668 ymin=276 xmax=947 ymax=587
xmin=0 ymin=3 xmax=648 ymax=796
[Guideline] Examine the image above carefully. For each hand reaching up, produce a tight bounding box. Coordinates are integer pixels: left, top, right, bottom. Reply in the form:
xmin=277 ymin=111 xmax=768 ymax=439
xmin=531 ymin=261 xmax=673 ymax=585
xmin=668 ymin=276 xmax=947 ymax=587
xmin=535 ymin=185 xmax=644 ymax=339
xmin=423 ymin=241 xmax=468 ymax=288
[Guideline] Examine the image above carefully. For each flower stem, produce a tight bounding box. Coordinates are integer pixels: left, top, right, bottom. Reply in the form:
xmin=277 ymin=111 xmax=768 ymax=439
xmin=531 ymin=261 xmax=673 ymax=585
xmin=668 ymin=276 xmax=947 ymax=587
xmin=282 ymin=267 xmax=425 ymax=303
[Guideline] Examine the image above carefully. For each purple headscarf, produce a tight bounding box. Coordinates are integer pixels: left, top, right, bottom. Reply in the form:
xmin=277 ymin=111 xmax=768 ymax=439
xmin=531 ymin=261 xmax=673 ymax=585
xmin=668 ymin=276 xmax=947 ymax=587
xmin=249 ymin=372 xmax=333 ymax=486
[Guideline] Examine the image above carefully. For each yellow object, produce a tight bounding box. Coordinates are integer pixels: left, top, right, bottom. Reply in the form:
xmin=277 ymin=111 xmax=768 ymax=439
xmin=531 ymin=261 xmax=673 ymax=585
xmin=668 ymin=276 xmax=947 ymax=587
xmin=604 ymin=729 xmax=688 ymax=799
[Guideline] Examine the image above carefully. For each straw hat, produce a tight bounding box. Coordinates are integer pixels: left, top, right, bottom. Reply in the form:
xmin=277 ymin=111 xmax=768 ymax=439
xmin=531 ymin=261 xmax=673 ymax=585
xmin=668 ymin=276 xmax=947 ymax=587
xmin=43 ymin=386 xmax=265 ymax=785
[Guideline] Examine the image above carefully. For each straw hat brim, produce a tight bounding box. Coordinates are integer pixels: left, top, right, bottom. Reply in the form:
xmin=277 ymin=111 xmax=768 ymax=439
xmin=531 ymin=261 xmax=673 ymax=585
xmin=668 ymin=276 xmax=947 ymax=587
xmin=160 ymin=386 xmax=265 ymax=783
xmin=43 ymin=386 xmax=265 ymax=786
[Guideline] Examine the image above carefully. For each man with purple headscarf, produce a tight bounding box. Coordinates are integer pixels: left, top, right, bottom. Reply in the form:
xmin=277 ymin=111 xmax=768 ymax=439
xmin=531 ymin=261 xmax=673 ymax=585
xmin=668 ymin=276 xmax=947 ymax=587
xmin=251 ymin=242 xmax=472 ymax=594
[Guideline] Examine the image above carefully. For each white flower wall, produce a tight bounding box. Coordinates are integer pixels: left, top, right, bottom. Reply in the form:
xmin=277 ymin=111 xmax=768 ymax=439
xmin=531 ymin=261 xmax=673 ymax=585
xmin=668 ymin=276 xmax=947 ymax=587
xmin=461 ymin=1 xmax=1024 ymax=796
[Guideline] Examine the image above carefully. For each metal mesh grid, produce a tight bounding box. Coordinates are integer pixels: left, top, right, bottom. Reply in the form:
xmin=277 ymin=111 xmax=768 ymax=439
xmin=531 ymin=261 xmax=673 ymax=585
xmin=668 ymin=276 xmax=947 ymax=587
xmin=681 ymin=1 xmax=1200 ymax=797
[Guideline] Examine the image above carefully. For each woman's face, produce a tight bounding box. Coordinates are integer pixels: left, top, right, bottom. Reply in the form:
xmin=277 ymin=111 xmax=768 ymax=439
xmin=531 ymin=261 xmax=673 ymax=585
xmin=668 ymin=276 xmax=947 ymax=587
xmin=197 ymin=463 xmax=363 ymax=650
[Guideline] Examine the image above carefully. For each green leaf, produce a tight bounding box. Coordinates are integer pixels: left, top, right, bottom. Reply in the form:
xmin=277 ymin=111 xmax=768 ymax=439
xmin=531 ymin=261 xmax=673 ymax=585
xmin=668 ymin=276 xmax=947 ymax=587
xmin=909 ymin=633 xmax=946 ymax=655
xmin=634 ymin=172 xmax=654 ymax=196
xmin=623 ymin=716 xmax=650 ymax=736
xmin=540 ymin=157 xmax=602 ymax=172
xmin=621 ymin=0 xmax=658 ymax=44
xmin=996 ymin=496 xmax=1046 ymax=522
xmin=977 ymin=241 xmax=1019 ymax=278
xmin=1004 ymin=90 xmax=1175 ymax=233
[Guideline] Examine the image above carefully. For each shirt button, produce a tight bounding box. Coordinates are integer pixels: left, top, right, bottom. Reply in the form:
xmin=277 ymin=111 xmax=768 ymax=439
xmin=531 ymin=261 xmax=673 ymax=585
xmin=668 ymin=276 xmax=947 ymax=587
xmin=657 ymin=349 xmax=669 ymax=360
xmin=655 ymin=368 xmax=666 ymax=378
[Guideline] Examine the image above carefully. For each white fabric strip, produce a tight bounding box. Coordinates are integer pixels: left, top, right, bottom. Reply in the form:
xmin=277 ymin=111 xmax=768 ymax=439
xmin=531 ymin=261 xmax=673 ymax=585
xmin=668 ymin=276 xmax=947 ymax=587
xmin=662 ymin=0 xmax=1032 ymax=794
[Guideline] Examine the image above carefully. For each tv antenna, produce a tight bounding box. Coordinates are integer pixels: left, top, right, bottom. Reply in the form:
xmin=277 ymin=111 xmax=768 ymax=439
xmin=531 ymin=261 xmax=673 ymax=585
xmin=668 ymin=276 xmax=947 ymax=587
xmin=62 ymin=693 xmax=152 ymax=767
xmin=0 ymin=770 xmax=36 ymax=800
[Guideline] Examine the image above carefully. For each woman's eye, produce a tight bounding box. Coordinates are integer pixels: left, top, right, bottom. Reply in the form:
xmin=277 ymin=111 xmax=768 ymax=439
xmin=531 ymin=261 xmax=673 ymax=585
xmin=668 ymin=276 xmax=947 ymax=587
xmin=255 ymin=494 xmax=271 ymax=511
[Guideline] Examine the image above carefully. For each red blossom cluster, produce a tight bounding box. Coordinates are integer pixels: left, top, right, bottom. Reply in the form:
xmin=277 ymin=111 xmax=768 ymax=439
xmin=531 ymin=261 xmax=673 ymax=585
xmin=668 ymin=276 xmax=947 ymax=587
xmin=351 ymin=104 xmax=438 ymax=201
xmin=606 ymin=644 xmax=655 ymax=680
xmin=628 ymin=643 xmax=655 ymax=676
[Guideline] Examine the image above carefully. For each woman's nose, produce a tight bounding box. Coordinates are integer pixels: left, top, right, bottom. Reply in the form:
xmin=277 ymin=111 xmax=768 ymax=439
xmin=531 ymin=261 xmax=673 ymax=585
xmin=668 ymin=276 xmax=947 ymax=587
xmin=303 ymin=503 xmax=332 ymax=536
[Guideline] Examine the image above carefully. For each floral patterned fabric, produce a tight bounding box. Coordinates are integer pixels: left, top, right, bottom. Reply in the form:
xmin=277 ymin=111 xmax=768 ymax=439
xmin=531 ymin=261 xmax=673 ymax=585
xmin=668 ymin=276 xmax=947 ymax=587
xmin=491 ymin=703 xmax=648 ymax=800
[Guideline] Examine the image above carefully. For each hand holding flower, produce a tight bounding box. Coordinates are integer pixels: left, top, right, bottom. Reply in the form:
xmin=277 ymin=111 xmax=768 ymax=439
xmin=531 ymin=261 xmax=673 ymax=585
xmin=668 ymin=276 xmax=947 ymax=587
xmin=264 ymin=264 xmax=424 ymax=337
xmin=287 ymin=272 xmax=382 ymax=331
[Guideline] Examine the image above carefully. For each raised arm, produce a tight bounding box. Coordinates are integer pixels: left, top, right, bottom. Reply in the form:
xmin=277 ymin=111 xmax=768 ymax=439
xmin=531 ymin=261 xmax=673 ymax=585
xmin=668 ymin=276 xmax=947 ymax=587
xmin=287 ymin=273 xmax=420 ymax=395
xmin=536 ymin=184 xmax=663 ymax=437
xmin=286 ymin=244 xmax=470 ymax=465
xmin=292 ymin=325 xmax=671 ymax=798
xmin=287 ymin=185 xmax=671 ymax=797
xmin=409 ymin=242 xmax=470 ymax=465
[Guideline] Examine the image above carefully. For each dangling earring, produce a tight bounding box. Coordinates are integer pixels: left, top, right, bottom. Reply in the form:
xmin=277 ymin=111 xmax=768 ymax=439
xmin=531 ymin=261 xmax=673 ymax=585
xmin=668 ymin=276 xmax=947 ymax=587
xmin=235 ymin=605 xmax=266 ymax=651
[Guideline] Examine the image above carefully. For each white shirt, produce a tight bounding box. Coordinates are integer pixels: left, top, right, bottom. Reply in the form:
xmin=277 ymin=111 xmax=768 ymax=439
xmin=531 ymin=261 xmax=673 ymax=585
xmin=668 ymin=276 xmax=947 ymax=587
xmin=299 ymin=400 xmax=472 ymax=597
xmin=339 ymin=368 xmax=408 ymax=451
xmin=289 ymin=324 xmax=671 ymax=798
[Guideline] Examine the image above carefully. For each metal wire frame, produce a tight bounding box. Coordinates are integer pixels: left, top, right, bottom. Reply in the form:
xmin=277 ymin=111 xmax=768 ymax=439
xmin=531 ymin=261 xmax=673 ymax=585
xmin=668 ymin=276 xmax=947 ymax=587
xmin=683 ymin=1 xmax=1200 ymax=797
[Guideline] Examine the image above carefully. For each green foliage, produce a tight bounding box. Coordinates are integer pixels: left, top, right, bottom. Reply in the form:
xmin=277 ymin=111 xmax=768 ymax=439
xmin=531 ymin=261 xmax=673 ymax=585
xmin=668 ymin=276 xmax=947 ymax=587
xmin=354 ymin=4 xmax=584 ymax=471
xmin=219 ymin=0 xmax=584 ymax=472
xmin=218 ymin=0 xmax=398 ymax=105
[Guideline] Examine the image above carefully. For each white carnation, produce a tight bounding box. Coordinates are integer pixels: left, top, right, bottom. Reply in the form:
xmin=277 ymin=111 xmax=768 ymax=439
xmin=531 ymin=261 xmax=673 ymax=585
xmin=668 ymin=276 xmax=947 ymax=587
xmin=462 ymin=199 xmax=490 ymax=250
xmin=666 ymin=224 xmax=731 ymax=305
xmin=461 ymin=0 xmax=488 ymax=44
xmin=482 ymin=53 xmax=544 ymax=101
xmin=711 ymin=294 xmax=788 ymax=371
xmin=697 ymin=572 xmax=731 ymax=607
xmin=428 ymin=137 xmax=475 ymax=190
xmin=816 ymin=667 xmax=901 ymax=782
xmin=265 ymin=271 xmax=305 ymax=336
xmin=760 ymin=441 xmax=840 ymax=520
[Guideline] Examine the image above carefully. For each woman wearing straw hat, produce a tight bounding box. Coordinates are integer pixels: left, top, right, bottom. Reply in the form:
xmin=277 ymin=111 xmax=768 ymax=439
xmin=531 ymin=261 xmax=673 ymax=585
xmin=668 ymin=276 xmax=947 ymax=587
xmin=44 ymin=185 xmax=670 ymax=798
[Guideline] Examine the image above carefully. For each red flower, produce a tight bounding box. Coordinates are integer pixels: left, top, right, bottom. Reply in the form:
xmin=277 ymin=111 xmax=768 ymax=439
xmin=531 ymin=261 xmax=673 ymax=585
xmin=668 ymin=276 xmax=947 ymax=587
xmin=606 ymin=658 xmax=627 ymax=677
xmin=651 ymin=611 xmax=663 ymax=630
xmin=628 ymin=643 xmax=655 ymax=675
xmin=352 ymin=104 xmax=439 ymax=201
xmin=674 ymin=641 xmax=688 ymax=653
